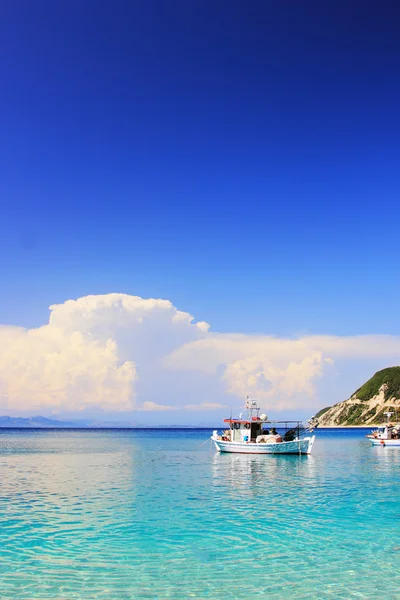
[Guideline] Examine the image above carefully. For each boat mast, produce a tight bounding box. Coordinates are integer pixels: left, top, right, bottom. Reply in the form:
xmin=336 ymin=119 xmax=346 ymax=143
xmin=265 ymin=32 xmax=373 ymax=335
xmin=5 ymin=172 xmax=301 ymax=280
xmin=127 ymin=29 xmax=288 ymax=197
xmin=384 ymin=410 xmax=393 ymax=424
xmin=245 ymin=396 xmax=260 ymax=420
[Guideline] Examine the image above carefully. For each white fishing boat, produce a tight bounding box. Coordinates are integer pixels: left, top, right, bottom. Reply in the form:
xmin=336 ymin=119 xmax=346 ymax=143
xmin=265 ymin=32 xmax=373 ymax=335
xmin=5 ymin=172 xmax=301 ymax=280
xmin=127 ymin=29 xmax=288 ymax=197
xmin=366 ymin=412 xmax=400 ymax=446
xmin=211 ymin=397 xmax=317 ymax=455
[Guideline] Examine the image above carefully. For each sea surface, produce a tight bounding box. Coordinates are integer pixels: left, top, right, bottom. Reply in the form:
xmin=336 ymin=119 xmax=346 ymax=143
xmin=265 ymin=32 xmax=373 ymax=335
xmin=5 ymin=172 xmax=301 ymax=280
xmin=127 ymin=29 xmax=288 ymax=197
xmin=0 ymin=427 xmax=399 ymax=599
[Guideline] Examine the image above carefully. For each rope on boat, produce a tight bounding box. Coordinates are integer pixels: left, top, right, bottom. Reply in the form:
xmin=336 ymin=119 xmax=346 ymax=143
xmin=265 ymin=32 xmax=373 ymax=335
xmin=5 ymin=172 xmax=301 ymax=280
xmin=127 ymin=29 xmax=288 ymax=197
xmin=194 ymin=437 xmax=213 ymax=451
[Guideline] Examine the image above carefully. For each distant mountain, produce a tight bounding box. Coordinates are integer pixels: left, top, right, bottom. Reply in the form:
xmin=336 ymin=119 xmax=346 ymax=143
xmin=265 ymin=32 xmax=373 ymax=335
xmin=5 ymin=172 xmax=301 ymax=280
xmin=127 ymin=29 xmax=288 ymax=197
xmin=317 ymin=367 xmax=400 ymax=426
xmin=0 ymin=415 xmax=81 ymax=428
xmin=0 ymin=416 xmax=212 ymax=428
xmin=0 ymin=415 xmax=145 ymax=428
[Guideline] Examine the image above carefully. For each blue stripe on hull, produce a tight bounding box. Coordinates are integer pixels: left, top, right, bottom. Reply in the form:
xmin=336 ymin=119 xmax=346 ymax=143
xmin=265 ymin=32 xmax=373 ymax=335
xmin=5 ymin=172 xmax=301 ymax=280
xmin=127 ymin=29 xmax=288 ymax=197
xmin=212 ymin=436 xmax=314 ymax=455
xmin=370 ymin=439 xmax=400 ymax=446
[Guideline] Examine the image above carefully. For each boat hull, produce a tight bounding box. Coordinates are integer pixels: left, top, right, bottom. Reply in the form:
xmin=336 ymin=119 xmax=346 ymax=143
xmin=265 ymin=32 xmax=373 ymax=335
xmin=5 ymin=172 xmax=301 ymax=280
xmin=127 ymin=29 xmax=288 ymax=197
xmin=368 ymin=437 xmax=400 ymax=446
xmin=212 ymin=435 xmax=315 ymax=455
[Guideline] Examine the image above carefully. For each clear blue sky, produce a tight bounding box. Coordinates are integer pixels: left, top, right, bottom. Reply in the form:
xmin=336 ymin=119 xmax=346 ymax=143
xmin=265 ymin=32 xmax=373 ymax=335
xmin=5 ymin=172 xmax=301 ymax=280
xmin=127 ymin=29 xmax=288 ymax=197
xmin=1 ymin=0 xmax=399 ymax=336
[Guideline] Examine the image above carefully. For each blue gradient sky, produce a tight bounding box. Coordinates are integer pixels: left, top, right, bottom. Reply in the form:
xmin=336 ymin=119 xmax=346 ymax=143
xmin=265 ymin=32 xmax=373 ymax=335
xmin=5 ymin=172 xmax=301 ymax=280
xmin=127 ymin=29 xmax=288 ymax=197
xmin=1 ymin=2 xmax=400 ymax=335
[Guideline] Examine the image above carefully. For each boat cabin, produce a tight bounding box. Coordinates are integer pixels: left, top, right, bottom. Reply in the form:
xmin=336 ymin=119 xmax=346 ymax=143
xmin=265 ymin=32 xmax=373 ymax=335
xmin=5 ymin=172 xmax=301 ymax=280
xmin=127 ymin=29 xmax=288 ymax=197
xmin=222 ymin=418 xmax=282 ymax=443
xmin=219 ymin=399 xmax=305 ymax=444
xmin=370 ymin=425 xmax=400 ymax=440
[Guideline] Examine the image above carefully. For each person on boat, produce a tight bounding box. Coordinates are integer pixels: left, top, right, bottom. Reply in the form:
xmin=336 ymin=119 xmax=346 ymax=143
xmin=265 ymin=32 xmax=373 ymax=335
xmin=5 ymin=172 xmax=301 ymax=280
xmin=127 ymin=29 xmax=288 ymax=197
xmin=221 ymin=429 xmax=231 ymax=441
xmin=283 ymin=429 xmax=296 ymax=441
xmin=270 ymin=427 xmax=283 ymax=442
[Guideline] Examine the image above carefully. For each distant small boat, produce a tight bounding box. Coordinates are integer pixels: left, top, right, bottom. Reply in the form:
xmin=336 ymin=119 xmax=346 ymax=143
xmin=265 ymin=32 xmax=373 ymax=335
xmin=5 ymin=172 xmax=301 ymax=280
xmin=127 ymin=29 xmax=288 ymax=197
xmin=211 ymin=397 xmax=317 ymax=455
xmin=366 ymin=412 xmax=400 ymax=446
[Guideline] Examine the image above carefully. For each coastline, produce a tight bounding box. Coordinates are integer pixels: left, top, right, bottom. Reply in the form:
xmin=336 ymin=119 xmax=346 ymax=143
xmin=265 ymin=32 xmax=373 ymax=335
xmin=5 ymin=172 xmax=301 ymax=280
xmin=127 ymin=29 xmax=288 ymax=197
xmin=317 ymin=424 xmax=376 ymax=429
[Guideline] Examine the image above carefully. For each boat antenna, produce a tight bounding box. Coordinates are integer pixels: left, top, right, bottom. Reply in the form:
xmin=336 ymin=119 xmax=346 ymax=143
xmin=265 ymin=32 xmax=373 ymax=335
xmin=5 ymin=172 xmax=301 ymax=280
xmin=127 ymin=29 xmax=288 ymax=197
xmin=384 ymin=411 xmax=393 ymax=425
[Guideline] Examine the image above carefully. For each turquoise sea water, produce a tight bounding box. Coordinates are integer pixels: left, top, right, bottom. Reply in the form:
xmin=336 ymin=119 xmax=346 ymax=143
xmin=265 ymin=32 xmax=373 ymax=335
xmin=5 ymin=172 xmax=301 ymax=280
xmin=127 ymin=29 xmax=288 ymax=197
xmin=0 ymin=428 xmax=400 ymax=599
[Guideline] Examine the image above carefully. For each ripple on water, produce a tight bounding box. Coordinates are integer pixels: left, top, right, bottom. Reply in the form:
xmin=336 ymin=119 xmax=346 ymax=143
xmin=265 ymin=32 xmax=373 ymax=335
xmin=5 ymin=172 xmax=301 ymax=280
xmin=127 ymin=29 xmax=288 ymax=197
xmin=1 ymin=429 xmax=400 ymax=599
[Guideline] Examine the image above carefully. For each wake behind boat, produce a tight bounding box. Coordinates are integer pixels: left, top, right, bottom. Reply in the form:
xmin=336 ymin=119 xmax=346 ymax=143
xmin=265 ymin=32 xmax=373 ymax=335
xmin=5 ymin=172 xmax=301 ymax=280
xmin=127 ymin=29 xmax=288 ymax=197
xmin=212 ymin=397 xmax=317 ymax=455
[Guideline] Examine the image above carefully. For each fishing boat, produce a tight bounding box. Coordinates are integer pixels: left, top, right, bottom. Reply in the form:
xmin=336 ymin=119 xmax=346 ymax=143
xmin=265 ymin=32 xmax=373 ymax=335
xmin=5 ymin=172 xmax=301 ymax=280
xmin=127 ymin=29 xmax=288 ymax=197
xmin=366 ymin=412 xmax=400 ymax=446
xmin=211 ymin=397 xmax=317 ymax=455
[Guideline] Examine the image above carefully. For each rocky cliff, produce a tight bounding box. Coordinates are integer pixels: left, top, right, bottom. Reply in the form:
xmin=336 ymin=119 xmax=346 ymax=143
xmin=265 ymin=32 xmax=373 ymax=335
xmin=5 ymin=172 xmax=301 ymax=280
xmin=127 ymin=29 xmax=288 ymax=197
xmin=316 ymin=367 xmax=400 ymax=426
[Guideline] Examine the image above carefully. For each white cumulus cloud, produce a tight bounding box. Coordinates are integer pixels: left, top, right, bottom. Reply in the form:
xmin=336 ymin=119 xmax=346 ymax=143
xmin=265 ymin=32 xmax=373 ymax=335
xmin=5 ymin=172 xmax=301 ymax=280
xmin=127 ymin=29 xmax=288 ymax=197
xmin=222 ymin=352 xmax=328 ymax=409
xmin=165 ymin=333 xmax=400 ymax=411
xmin=139 ymin=401 xmax=176 ymax=412
xmin=1 ymin=293 xmax=400 ymax=418
xmin=0 ymin=293 xmax=209 ymax=413
xmin=0 ymin=324 xmax=136 ymax=412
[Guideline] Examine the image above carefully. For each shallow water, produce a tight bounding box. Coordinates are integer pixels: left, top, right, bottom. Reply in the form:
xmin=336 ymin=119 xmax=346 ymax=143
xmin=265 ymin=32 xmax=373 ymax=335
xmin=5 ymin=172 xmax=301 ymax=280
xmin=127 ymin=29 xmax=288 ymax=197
xmin=0 ymin=428 xmax=399 ymax=599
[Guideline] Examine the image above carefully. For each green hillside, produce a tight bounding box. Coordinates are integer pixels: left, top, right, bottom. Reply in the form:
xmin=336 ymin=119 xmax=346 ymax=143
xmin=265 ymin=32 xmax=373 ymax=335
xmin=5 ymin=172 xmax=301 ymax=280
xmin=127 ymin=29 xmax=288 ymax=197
xmin=353 ymin=367 xmax=400 ymax=401
xmin=314 ymin=406 xmax=331 ymax=419
xmin=317 ymin=366 xmax=400 ymax=426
